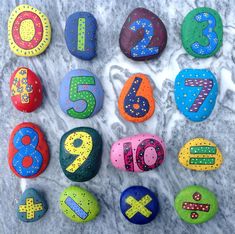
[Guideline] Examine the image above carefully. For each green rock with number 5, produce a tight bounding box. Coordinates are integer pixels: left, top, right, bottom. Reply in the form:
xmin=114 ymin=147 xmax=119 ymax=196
xmin=59 ymin=69 xmax=104 ymax=119
xmin=60 ymin=127 xmax=103 ymax=182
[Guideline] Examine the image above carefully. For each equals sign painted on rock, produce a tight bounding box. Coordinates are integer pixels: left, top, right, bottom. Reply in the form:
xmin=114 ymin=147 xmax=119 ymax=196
xmin=189 ymin=146 xmax=216 ymax=165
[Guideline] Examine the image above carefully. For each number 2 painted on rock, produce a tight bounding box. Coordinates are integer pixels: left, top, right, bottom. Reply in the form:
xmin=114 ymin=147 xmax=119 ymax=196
xmin=130 ymin=18 xmax=159 ymax=58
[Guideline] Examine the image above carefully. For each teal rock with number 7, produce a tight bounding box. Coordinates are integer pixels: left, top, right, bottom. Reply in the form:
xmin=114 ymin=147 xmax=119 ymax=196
xmin=59 ymin=69 xmax=104 ymax=119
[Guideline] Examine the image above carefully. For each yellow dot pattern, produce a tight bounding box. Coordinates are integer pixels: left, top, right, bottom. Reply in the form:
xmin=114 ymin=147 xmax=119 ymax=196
xmin=20 ymin=19 xmax=35 ymax=41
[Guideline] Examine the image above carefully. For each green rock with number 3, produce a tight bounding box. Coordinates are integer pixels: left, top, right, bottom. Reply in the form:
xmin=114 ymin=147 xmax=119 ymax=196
xmin=59 ymin=127 xmax=103 ymax=182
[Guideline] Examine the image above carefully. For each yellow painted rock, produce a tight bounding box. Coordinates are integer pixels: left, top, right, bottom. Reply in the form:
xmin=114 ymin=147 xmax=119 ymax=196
xmin=8 ymin=4 xmax=51 ymax=57
xmin=178 ymin=138 xmax=223 ymax=171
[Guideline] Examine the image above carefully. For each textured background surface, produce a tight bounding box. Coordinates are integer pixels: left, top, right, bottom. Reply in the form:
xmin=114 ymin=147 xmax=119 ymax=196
xmin=1 ymin=0 xmax=235 ymax=233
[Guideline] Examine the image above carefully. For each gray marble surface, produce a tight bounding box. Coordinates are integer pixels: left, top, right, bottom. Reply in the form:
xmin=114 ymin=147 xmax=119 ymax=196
xmin=0 ymin=0 xmax=235 ymax=233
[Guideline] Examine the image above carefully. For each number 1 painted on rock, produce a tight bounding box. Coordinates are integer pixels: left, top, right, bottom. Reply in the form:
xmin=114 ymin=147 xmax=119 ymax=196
xmin=77 ymin=18 xmax=85 ymax=51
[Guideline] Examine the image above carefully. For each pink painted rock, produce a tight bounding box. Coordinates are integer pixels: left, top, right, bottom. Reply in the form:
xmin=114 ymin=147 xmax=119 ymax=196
xmin=110 ymin=133 xmax=166 ymax=172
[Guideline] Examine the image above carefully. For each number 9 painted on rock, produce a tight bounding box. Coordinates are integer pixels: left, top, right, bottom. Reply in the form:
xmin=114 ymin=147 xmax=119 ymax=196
xmin=59 ymin=69 xmax=104 ymax=119
xmin=181 ymin=7 xmax=223 ymax=58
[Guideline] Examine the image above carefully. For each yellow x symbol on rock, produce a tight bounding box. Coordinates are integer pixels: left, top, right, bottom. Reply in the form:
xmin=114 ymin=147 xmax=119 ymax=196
xmin=125 ymin=195 xmax=152 ymax=219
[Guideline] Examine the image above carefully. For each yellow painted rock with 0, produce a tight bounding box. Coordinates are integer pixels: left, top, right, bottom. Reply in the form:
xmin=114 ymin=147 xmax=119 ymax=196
xmin=178 ymin=138 xmax=223 ymax=171
xmin=8 ymin=4 xmax=51 ymax=57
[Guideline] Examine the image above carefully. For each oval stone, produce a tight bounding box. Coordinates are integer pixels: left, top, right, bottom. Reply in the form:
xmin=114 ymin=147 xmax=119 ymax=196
xmin=118 ymin=73 xmax=155 ymax=123
xmin=59 ymin=69 xmax=104 ymax=119
xmin=110 ymin=133 xmax=165 ymax=172
xmin=17 ymin=188 xmax=48 ymax=222
xmin=8 ymin=4 xmax=51 ymax=57
xmin=10 ymin=67 xmax=43 ymax=113
xmin=60 ymin=186 xmax=100 ymax=223
xmin=179 ymin=138 xmax=223 ymax=171
xmin=174 ymin=185 xmax=218 ymax=224
xmin=60 ymin=127 xmax=102 ymax=182
xmin=119 ymin=7 xmax=167 ymax=61
xmin=174 ymin=69 xmax=218 ymax=122
xmin=65 ymin=12 xmax=97 ymax=60
xmin=120 ymin=186 xmax=159 ymax=224
xmin=8 ymin=122 xmax=50 ymax=178
xmin=181 ymin=7 xmax=223 ymax=58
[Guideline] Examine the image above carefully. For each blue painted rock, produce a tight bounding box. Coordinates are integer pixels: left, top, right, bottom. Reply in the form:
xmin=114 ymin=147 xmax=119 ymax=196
xmin=59 ymin=69 xmax=104 ymax=119
xmin=10 ymin=67 xmax=43 ymax=113
xmin=119 ymin=8 xmax=167 ymax=61
xmin=8 ymin=122 xmax=50 ymax=178
xmin=65 ymin=12 xmax=97 ymax=60
xmin=110 ymin=133 xmax=166 ymax=172
xmin=174 ymin=69 xmax=218 ymax=122
xmin=17 ymin=188 xmax=48 ymax=222
xmin=60 ymin=127 xmax=102 ymax=182
xmin=60 ymin=186 xmax=100 ymax=223
xmin=120 ymin=186 xmax=159 ymax=224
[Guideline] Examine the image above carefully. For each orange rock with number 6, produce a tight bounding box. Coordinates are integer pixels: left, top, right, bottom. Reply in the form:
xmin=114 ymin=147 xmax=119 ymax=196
xmin=118 ymin=73 xmax=155 ymax=123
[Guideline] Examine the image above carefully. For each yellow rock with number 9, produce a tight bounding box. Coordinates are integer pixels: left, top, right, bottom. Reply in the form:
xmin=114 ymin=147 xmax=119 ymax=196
xmin=178 ymin=138 xmax=223 ymax=171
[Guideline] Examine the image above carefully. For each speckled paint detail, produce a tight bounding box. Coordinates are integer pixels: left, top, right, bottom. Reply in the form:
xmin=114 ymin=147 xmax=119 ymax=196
xmin=118 ymin=73 xmax=155 ymax=122
xmin=181 ymin=7 xmax=223 ymax=58
xmin=65 ymin=12 xmax=97 ymax=60
xmin=119 ymin=7 xmax=167 ymax=61
xmin=174 ymin=69 xmax=218 ymax=122
xmin=178 ymin=138 xmax=223 ymax=171
xmin=60 ymin=186 xmax=100 ymax=223
xmin=8 ymin=4 xmax=51 ymax=57
xmin=59 ymin=69 xmax=104 ymax=119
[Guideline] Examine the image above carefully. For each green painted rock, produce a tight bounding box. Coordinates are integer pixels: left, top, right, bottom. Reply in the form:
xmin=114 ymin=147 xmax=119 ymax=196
xmin=60 ymin=127 xmax=102 ymax=182
xmin=174 ymin=185 xmax=218 ymax=224
xmin=181 ymin=7 xmax=223 ymax=58
xmin=60 ymin=186 xmax=100 ymax=223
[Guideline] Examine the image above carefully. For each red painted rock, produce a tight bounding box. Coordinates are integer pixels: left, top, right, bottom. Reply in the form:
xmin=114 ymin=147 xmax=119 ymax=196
xmin=10 ymin=67 xmax=43 ymax=113
xmin=8 ymin=122 xmax=50 ymax=178
xmin=119 ymin=8 xmax=167 ymax=61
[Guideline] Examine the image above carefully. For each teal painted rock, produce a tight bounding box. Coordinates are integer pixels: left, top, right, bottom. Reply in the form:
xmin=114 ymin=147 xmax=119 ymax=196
xmin=60 ymin=127 xmax=102 ymax=182
xmin=17 ymin=188 xmax=48 ymax=222
xmin=60 ymin=186 xmax=100 ymax=223
xmin=174 ymin=185 xmax=218 ymax=224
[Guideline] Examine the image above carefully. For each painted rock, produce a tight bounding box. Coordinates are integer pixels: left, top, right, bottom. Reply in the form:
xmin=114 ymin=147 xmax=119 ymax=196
xmin=181 ymin=7 xmax=223 ymax=58
xmin=110 ymin=133 xmax=165 ymax=172
xmin=174 ymin=185 xmax=218 ymax=224
xmin=65 ymin=12 xmax=97 ymax=60
xmin=120 ymin=186 xmax=159 ymax=225
xmin=10 ymin=67 xmax=43 ymax=113
xmin=59 ymin=69 xmax=104 ymax=119
xmin=17 ymin=188 xmax=48 ymax=222
xmin=60 ymin=186 xmax=100 ymax=223
xmin=119 ymin=8 xmax=167 ymax=61
xmin=8 ymin=4 xmax=51 ymax=57
xmin=175 ymin=69 xmax=218 ymax=122
xmin=178 ymin=138 xmax=223 ymax=171
xmin=8 ymin=122 xmax=50 ymax=178
xmin=118 ymin=73 xmax=155 ymax=123
xmin=60 ymin=127 xmax=102 ymax=182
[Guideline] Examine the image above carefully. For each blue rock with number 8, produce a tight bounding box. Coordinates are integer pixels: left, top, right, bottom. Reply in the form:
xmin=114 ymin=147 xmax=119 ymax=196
xmin=59 ymin=69 xmax=104 ymax=119
xmin=174 ymin=69 xmax=218 ymax=122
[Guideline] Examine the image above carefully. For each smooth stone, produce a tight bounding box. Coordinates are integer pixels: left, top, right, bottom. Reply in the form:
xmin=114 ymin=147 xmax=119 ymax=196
xmin=60 ymin=127 xmax=102 ymax=182
xmin=174 ymin=185 xmax=218 ymax=224
xmin=110 ymin=133 xmax=165 ymax=172
xmin=10 ymin=67 xmax=43 ymax=113
xmin=181 ymin=7 xmax=223 ymax=58
xmin=59 ymin=69 xmax=104 ymax=119
xmin=8 ymin=122 xmax=50 ymax=178
xmin=118 ymin=73 xmax=155 ymax=123
xmin=65 ymin=12 xmax=97 ymax=60
xmin=174 ymin=69 xmax=218 ymax=122
xmin=17 ymin=188 xmax=48 ymax=222
xmin=120 ymin=186 xmax=159 ymax=225
xmin=8 ymin=4 xmax=51 ymax=57
xmin=119 ymin=7 xmax=167 ymax=61
xmin=179 ymin=138 xmax=223 ymax=171
xmin=60 ymin=186 xmax=100 ymax=223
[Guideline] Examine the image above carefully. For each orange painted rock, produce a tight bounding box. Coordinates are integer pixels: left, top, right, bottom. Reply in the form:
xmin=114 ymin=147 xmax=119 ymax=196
xmin=118 ymin=73 xmax=155 ymax=122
